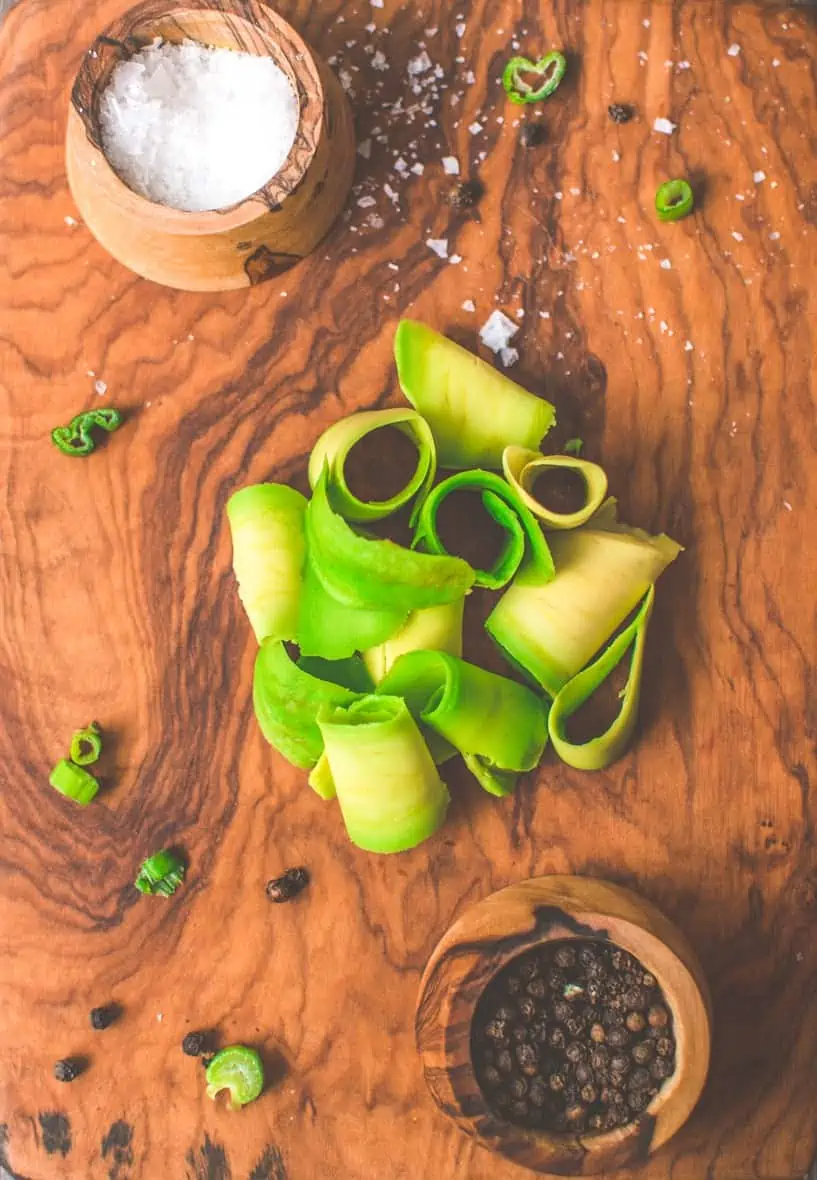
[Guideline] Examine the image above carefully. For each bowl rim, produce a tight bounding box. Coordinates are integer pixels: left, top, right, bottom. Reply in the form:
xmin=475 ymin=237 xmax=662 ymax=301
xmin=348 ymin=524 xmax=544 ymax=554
xmin=415 ymin=875 xmax=712 ymax=1175
xmin=66 ymin=0 xmax=325 ymax=230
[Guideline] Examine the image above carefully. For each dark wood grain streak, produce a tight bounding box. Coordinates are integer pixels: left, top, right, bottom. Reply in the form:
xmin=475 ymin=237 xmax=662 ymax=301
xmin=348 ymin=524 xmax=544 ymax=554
xmin=0 ymin=0 xmax=816 ymax=1176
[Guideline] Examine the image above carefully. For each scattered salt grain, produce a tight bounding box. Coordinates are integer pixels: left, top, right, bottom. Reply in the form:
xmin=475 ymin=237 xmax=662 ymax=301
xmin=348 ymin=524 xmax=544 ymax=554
xmin=442 ymin=156 xmax=460 ymax=175
xmin=408 ymin=51 xmax=432 ymax=76
xmin=769 ymin=231 xmax=781 ymax=241
xmin=678 ymin=60 xmax=691 ymax=70
xmin=462 ymin=299 xmax=476 ymax=312
xmin=372 ymin=50 xmax=388 ymax=71
xmin=94 ymin=379 xmax=107 ymax=396
xmin=370 ymin=0 xmax=384 ymax=8
xmin=98 ymin=39 xmax=299 ymax=212
xmin=357 ymin=139 xmax=372 ymax=159
xmin=450 ymin=254 xmax=463 ymax=264
xmin=427 ymin=238 xmax=449 ymax=258
xmin=455 ymin=21 xmax=466 ymax=37
xmin=642 ymin=18 xmax=651 ymax=27
xmin=727 ymin=43 xmax=741 ymax=57
xmin=653 ymin=117 xmax=676 ymax=135
xmin=612 ymin=150 xmax=621 ymax=162
xmin=411 ymin=162 xmax=425 ymax=175
xmin=480 ymin=310 xmax=519 ymax=354
xmin=357 ymin=195 xmax=376 ymax=208
xmin=469 ymin=122 xmax=483 ymax=135
xmin=660 ymin=259 xmax=672 ymax=269
xmin=684 ymin=340 xmax=694 ymax=351
xmin=64 ymin=215 xmax=78 ymax=226
xmin=500 ymin=348 xmax=519 ymax=368
xmin=783 ymin=501 xmax=792 ymax=511
xmin=732 ymin=231 xmax=744 ymax=241
xmin=753 ymin=170 xmax=766 ymax=183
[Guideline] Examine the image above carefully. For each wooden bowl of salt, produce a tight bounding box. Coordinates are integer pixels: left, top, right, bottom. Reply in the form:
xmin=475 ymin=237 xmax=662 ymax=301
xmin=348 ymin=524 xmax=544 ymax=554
xmin=66 ymin=0 xmax=355 ymax=291
xmin=416 ymin=876 xmax=712 ymax=1174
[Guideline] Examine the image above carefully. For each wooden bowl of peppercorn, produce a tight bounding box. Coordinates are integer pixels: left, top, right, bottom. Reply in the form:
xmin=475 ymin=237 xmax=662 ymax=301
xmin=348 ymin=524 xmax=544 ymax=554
xmin=416 ymin=876 xmax=711 ymax=1175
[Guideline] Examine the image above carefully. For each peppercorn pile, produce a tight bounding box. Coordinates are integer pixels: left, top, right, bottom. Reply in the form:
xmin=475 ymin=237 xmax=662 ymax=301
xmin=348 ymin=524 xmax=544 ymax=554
xmin=471 ymin=940 xmax=676 ymax=1134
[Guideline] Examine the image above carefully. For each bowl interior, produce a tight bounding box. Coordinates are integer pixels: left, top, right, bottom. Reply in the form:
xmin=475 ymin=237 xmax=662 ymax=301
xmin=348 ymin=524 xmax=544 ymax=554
xmin=70 ymin=0 xmax=324 ymax=222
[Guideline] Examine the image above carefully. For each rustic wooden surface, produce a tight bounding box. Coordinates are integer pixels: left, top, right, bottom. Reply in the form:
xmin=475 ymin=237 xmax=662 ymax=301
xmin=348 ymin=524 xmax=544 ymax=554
xmin=0 ymin=0 xmax=815 ymax=1178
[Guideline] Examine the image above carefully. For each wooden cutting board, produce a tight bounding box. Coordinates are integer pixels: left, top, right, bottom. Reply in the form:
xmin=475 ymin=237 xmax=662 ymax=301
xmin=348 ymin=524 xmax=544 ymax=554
xmin=0 ymin=0 xmax=815 ymax=1177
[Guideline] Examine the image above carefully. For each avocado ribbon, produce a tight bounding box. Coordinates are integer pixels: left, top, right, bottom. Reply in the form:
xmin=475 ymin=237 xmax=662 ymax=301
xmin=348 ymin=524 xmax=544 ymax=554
xmin=501 ymin=446 xmax=608 ymax=531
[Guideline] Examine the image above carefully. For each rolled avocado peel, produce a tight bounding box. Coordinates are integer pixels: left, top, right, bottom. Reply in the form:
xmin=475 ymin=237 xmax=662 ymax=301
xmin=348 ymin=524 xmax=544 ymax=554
xmin=226 ymin=484 xmax=307 ymax=643
xmin=549 ymin=587 xmax=654 ymax=770
xmin=307 ymin=467 xmax=475 ymax=612
xmin=502 ymin=446 xmax=608 ymax=531
xmin=413 ymin=469 xmax=555 ymax=589
xmin=377 ymin=650 xmax=549 ymax=793
xmin=363 ymin=598 xmax=464 ymax=684
xmin=253 ymin=641 xmax=369 ymax=770
xmin=318 ymin=696 xmax=450 ymax=853
xmin=308 ymin=408 xmax=437 ymax=523
xmin=486 ymin=501 xmax=681 ymax=696
xmin=394 ymin=320 xmax=556 ymax=469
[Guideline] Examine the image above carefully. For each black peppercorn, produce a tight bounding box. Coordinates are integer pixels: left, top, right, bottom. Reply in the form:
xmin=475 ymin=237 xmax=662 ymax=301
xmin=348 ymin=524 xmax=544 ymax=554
xmin=517 ymin=959 xmax=539 ymax=982
xmin=565 ymin=1016 xmax=586 ymax=1038
xmin=641 ymin=972 xmax=656 ymax=989
xmin=552 ymin=1000 xmax=571 ymax=1023
xmin=506 ymin=976 xmax=523 ymax=996
xmin=626 ymin=1010 xmax=647 ymax=1033
xmin=529 ymin=1080 xmax=547 ymax=1106
xmin=580 ymin=1083 xmax=597 ymax=1104
xmin=511 ymin=1025 xmax=529 ymax=1043
xmin=628 ymin=1089 xmax=650 ymax=1112
xmin=54 ymin=1058 xmax=83 ymax=1083
xmin=90 ymin=1004 xmax=119 ymax=1031
xmin=519 ymin=122 xmax=546 ymax=148
xmin=621 ymin=986 xmax=646 ymax=1010
xmin=510 ymin=1099 xmax=529 ymax=1120
xmin=526 ymin=978 xmax=546 ymax=999
xmin=575 ymin=1063 xmax=594 ymax=1086
xmin=547 ymin=967 xmax=566 ymax=991
xmin=590 ymin=1022 xmax=606 ymax=1043
xmin=495 ymin=1004 xmax=516 ymax=1021
xmin=182 ymin=1031 xmax=210 ymax=1057
xmin=486 ymin=1018 xmax=509 ymax=1042
xmin=565 ymin=1103 xmax=586 ymax=1125
xmin=632 ymin=1041 xmax=654 ymax=1065
xmin=588 ymin=1112 xmax=605 ymax=1131
xmin=610 ymin=1052 xmax=630 ymax=1074
xmin=608 ymin=103 xmax=634 ymax=124
xmin=630 ymin=1067 xmax=652 ymax=1090
xmin=447 ymin=180 xmax=483 ymax=209
xmin=655 ymin=1036 xmax=674 ymax=1058
xmin=496 ymin=1049 xmax=513 ymax=1073
xmin=531 ymin=1021 xmax=549 ymax=1044
xmin=565 ymin=1042 xmax=586 ymax=1064
xmin=482 ymin=1065 xmax=502 ymax=1086
xmin=548 ymin=1072 xmax=565 ymax=1092
xmin=548 ymin=1027 xmax=566 ymax=1049
xmin=554 ymin=946 xmax=576 ymax=969
xmin=266 ymin=867 xmax=309 ymax=903
xmin=607 ymin=1026 xmax=629 ymax=1049
xmin=651 ymin=1057 xmax=674 ymax=1080
xmin=578 ymin=946 xmax=599 ymax=968
xmin=590 ymin=1047 xmax=609 ymax=1071
xmin=648 ymin=1005 xmax=669 ymax=1028
xmin=509 ymin=1076 xmax=528 ymax=1099
xmin=516 ymin=1044 xmax=538 ymax=1073
xmin=518 ymin=998 xmax=537 ymax=1022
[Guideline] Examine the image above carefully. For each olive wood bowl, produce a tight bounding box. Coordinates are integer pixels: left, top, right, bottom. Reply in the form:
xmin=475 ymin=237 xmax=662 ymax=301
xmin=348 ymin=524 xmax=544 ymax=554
xmin=416 ymin=876 xmax=711 ymax=1175
xmin=66 ymin=0 xmax=355 ymax=291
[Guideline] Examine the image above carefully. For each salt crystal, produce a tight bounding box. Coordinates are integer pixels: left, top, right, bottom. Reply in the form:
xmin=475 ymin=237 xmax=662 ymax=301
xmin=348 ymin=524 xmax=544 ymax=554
xmin=660 ymin=259 xmax=671 ymax=269
xmin=427 ymin=238 xmax=449 ymax=258
xmin=753 ymin=170 xmax=766 ymax=183
xmin=480 ymin=310 xmax=519 ymax=353
xmin=643 ymin=18 xmax=651 ymax=27
xmin=394 ymin=157 xmax=409 ymax=174
xmin=462 ymin=299 xmax=476 ymax=312
xmin=684 ymin=340 xmax=694 ymax=351
xmin=465 ymin=70 xmax=476 ymax=84
xmin=449 ymin=254 xmax=463 ymax=264
xmin=653 ymin=117 xmax=676 ymax=135
xmin=372 ymin=50 xmax=388 ymax=71
xmin=732 ymin=231 xmax=744 ymax=241
xmin=442 ymin=156 xmax=460 ymax=174
xmin=370 ymin=0 xmax=384 ymax=8
xmin=408 ymin=51 xmax=432 ymax=76
xmin=769 ymin=231 xmax=781 ymax=241
xmin=94 ymin=379 xmax=107 ymax=395
xmin=411 ymin=162 xmax=425 ymax=175
xmin=357 ymin=139 xmax=372 ymax=159
xmin=366 ymin=21 xmax=377 ymax=32
xmin=468 ymin=121 xmax=482 ymax=135
xmin=612 ymin=150 xmax=621 ymax=162
xmin=64 ymin=215 xmax=77 ymax=226
xmin=357 ymin=195 xmax=376 ymax=208
xmin=678 ymin=60 xmax=691 ymax=70
xmin=98 ymin=39 xmax=299 ymax=212
xmin=727 ymin=43 xmax=741 ymax=56
xmin=500 ymin=348 xmax=519 ymax=368
xmin=455 ymin=21 xmax=466 ymax=37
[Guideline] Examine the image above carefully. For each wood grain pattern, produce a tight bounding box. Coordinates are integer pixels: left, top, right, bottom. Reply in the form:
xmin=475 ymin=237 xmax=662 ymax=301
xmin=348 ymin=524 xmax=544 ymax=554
xmin=416 ymin=877 xmax=711 ymax=1174
xmin=0 ymin=0 xmax=815 ymax=1177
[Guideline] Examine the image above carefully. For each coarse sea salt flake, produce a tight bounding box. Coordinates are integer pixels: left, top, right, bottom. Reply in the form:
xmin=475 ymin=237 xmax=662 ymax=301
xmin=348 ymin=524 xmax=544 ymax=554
xmin=653 ymin=117 xmax=676 ymax=135
xmin=462 ymin=299 xmax=476 ymax=312
xmin=408 ymin=51 xmax=432 ymax=76
xmin=357 ymin=195 xmax=376 ymax=208
xmin=469 ymin=121 xmax=482 ymax=135
xmin=442 ymin=156 xmax=460 ymax=174
xmin=500 ymin=347 xmax=519 ymax=368
xmin=427 ymin=238 xmax=449 ymax=258
xmin=357 ymin=139 xmax=372 ymax=159
xmin=480 ymin=310 xmax=518 ymax=353
xmin=753 ymin=170 xmax=766 ymax=183
xmin=94 ymin=379 xmax=107 ymax=395
xmin=727 ymin=43 xmax=741 ymax=56
xmin=372 ymin=50 xmax=388 ymax=71
xmin=660 ymin=259 xmax=672 ymax=269
xmin=98 ymin=39 xmax=299 ymax=212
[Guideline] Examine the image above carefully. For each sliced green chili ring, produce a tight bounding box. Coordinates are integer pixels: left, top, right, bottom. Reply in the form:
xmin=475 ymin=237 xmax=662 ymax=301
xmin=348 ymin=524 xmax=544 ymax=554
xmin=205 ymin=1046 xmax=264 ymax=1110
xmin=308 ymin=408 xmax=437 ymax=524
xmin=49 ymin=758 xmax=100 ymax=806
xmin=564 ymin=437 xmax=584 ymax=457
xmin=394 ymin=320 xmax=556 ymax=470
xmin=655 ymin=179 xmax=694 ymax=222
xmin=317 ymin=695 xmax=449 ymax=853
xmin=227 ymin=484 xmax=307 ymax=644
xmin=69 ymin=723 xmax=102 ymax=766
xmin=51 ymin=408 xmax=123 ymax=457
xmin=413 ymin=469 xmax=554 ymax=589
xmin=549 ymin=587 xmax=654 ymax=769
xmin=502 ymin=446 xmax=608 ymax=531
xmin=377 ymin=650 xmax=549 ymax=793
xmin=134 ymin=849 xmax=185 ymax=897
xmin=502 ymin=52 xmax=567 ymax=105
xmin=307 ymin=467 xmax=475 ymax=612
xmin=253 ymin=639 xmax=369 ymax=771
xmin=363 ymin=599 xmax=464 ymax=685
xmin=486 ymin=500 xmax=681 ymax=695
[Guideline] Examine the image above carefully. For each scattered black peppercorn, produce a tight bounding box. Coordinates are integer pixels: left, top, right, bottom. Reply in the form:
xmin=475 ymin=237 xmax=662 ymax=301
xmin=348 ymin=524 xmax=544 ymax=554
xmin=471 ymin=940 xmax=676 ymax=1135
xmin=519 ymin=122 xmax=546 ymax=148
xmin=54 ymin=1058 xmax=84 ymax=1083
xmin=182 ymin=1031 xmax=210 ymax=1057
xmin=648 ymin=1005 xmax=669 ymax=1028
xmin=447 ymin=179 xmax=483 ymax=209
xmin=90 ymin=1004 xmax=119 ymax=1031
xmin=608 ymin=103 xmax=634 ymax=124
xmin=266 ymin=866 xmax=309 ymax=903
